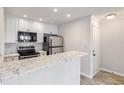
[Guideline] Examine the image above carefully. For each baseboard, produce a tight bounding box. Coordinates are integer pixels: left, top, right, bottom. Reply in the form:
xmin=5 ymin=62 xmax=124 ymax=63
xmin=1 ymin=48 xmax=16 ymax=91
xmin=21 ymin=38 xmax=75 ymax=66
xmin=100 ymin=68 xmax=124 ymax=77
xmin=80 ymin=73 xmax=93 ymax=79
xmin=80 ymin=68 xmax=100 ymax=79
xmin=92 ymin=68 xmax=100 ymax=78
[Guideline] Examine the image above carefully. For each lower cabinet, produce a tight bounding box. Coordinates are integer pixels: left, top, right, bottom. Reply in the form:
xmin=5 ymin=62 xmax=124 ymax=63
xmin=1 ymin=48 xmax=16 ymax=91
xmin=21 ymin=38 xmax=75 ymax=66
xmin=38 ymin=51 xmax=47 ymax=56
xmin=4 ymin=53 xmax=19 ymax=62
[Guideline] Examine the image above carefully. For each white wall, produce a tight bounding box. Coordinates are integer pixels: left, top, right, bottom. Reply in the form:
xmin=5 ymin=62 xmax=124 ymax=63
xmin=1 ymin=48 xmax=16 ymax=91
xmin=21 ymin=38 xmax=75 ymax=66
xmin=58 ymin=16 xmax=91 ymax=76
xmin=0 ymin=7 xmax=5 ymax=62
xmin=100 ymin=17 xmax=124 ymax=74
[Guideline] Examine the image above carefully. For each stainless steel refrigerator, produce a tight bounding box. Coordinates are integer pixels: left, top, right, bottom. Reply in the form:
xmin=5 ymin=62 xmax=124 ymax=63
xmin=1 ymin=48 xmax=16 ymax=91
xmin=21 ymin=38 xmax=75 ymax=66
xmin=43 ymin=34 xmax=63 ymax=55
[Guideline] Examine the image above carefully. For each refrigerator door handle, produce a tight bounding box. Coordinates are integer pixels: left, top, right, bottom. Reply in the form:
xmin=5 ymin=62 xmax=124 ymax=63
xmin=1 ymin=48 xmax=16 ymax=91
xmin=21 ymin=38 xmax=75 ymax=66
xmin=50 ymin=39 xmax=52 ymax=54
xmin=50 ymin=38 xmax=52 ymax=47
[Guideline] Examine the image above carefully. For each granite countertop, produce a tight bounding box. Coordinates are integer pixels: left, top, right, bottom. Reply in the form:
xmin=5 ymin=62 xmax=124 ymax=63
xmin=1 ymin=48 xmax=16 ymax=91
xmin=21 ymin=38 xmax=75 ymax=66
xmin=0 ymin=51 xmax=88 ymax=83
xmin=4 ymin=53 xmax=19 ymax=57
xmin=38 ymin=50 xmax=46 ymax=53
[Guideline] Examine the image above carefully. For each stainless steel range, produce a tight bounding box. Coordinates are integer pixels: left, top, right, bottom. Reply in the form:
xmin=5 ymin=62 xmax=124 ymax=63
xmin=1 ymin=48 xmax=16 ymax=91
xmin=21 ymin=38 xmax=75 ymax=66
xmin=17 ymin=46 xmax=40 ymax=60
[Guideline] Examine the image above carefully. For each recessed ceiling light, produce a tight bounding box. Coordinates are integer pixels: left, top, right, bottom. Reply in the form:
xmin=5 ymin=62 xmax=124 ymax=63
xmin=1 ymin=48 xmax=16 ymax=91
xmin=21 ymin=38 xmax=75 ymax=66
xmin=24 ymin=14 xmax=28 ymax=18
xmin=53 ymin=8 xmax=58 ymax=12
xmin=106 ymin=14 xmax=116 ymax=19
xmin=66 ymin=14 xmax=71 ymax=18
xmin=39 ymin=18 xmax=43 ymax=21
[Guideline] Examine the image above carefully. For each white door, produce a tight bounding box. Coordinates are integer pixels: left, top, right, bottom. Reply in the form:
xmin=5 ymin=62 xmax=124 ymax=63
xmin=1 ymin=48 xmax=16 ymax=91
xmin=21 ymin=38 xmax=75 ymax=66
xmin=91 ymin=16 xmax=101 ymax=76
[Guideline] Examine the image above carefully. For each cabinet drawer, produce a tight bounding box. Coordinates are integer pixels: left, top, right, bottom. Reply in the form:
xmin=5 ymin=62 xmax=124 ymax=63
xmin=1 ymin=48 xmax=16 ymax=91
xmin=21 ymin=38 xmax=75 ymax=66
xmin=4 ymin=56 xmax=19 ymax=62
xmin=39 ymin=51 xmax=47 ymax=56
xmin=42 ymin=52 xmax=47 ymax=55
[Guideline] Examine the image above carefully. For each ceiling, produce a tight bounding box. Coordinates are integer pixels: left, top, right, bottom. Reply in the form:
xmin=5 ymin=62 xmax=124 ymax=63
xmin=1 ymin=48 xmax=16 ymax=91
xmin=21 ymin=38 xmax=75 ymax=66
xmin=4 ymin=7 xmax=124 ymax=24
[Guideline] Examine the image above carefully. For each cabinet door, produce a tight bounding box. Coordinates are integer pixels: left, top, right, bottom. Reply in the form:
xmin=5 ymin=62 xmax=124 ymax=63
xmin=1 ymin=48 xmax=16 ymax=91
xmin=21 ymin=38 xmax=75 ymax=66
xmin=6 ymin=16 xmax=18 ymax=43
xmin=28 ymin=20 xmax=35 ymax=32
xmin=34 ymin=22 xmax=43 ymax=42
xmin=37 ymin=33 xmax=43 ymax=42
xmin=18 ymin=18 xmax=30 ymax=31
xmin=19 ymin=18 xmax=36 ymax=32
xmin=43 ymin=24 xmax=58 ymax=35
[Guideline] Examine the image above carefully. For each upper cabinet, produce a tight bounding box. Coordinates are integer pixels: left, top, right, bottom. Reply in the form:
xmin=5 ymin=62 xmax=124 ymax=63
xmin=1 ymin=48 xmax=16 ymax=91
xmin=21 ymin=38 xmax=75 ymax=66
xmin=5 ymin=16 xmax=58 ymax=43
xmin=18 ymin=18 xmax=35 ymax=32
xmin=43 ymin=24 xmax=58 ymax=35
xmin=6 ymin=16 xmax=18 ymax=43
xmin=33 ymin=22 xmax=43 ymax=42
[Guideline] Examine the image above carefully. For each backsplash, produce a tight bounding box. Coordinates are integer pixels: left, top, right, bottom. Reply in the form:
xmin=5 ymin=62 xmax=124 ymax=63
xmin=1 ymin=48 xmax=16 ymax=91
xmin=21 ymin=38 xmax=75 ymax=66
xmin=5 ymin=42 xmax=43 ymax=54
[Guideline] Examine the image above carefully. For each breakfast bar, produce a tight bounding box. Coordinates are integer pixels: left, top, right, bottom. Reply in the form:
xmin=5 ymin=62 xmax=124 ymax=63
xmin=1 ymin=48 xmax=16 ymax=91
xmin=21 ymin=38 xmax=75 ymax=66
xmin=0 ymin=51 xmax=87 ymax=85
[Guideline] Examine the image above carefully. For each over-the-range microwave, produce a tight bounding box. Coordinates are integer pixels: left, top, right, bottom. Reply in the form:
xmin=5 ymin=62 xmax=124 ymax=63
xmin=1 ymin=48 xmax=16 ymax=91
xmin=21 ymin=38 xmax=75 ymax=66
xmin=18 ymin=31 xmax=37 ymax=42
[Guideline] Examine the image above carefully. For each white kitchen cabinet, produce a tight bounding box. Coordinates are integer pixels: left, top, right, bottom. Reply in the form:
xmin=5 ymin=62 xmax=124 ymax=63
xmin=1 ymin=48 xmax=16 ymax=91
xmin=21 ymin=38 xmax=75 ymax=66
xmin=33 ymin=22 xmax=58 ymax=42
xmin=43 ymin=24 xmax=58 ymax=35
xmin=6 ymin=16 xmax=58 ymax=43
xmin=37 ymin=33 xmax=43 ymax=42
xmin=38 ymin=51 xmax=47 ymax=56
xmin=18 ymin=18 xmax=35 ymax=32
xmin=4 ymin=53 xmax=19 ymax=62
xmin=18 ymin=18 xmax=29 ymax=31
xmin=33 ymin=22 xmax=43 ymax=42
xmin=6 ymin=16 xmax=18 ymax=43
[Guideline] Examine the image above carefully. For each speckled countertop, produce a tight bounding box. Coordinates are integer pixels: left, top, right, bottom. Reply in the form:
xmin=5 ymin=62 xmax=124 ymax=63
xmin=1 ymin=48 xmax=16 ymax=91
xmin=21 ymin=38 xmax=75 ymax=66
xmin=0 ymin=51 xmax=88 ymax=83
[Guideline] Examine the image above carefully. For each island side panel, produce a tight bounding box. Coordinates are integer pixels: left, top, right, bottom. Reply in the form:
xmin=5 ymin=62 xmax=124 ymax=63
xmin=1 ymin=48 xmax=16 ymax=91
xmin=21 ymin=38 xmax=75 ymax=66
xmin=2 ymin=57 xmax=80 ymax=85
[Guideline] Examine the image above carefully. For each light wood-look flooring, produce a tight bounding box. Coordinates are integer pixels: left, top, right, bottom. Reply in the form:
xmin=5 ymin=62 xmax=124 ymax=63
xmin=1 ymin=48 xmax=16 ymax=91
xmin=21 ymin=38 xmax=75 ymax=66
xmin=80 ymin=70 xmax=124 ymax=85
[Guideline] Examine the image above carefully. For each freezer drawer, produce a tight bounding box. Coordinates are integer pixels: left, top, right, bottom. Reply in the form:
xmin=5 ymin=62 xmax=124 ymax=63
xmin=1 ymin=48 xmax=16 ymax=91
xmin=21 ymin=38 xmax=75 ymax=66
xmin=52 ymin=47 xmax=63 ymax=54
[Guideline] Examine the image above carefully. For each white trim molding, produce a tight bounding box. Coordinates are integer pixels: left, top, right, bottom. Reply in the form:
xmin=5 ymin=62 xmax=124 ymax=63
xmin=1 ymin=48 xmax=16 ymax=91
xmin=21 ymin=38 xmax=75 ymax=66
xmin=100 ymin=68 xmax=124 ymax=77
xmin=92 ymin=68 xmax=100 ymax=77
xmin=80 ymin=73 xmax=93 ymax=79
xmin=80 ymin=68 xmax=100 ymax=79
